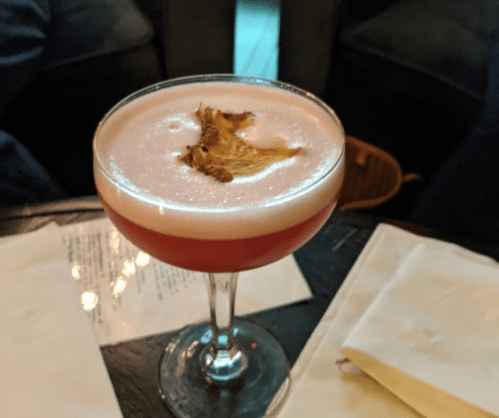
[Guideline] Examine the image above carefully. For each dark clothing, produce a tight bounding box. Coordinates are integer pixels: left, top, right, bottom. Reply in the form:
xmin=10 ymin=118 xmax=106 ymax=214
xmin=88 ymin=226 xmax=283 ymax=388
xmin=408 ymin=42 xmax=499 ymax=244
xmin=0 ymin=131 xmax=67 ymax=205
xmin=0 ymin=0 xmax=152 ymax=206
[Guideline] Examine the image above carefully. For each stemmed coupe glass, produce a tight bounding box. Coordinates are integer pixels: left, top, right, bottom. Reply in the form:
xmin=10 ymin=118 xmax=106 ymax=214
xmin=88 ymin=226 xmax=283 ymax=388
xmin=93 ymin=75 xmax=345 ymax=418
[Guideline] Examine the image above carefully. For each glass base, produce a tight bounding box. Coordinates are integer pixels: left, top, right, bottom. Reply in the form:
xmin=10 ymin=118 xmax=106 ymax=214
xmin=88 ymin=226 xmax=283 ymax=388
xmin=158 ymin=319 xmax=290 ymax=418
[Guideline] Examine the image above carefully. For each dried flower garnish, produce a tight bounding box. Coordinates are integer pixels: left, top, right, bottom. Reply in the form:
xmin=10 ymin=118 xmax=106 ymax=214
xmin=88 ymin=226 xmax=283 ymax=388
xmin=179 ymin=105 xmax=303 ymax=182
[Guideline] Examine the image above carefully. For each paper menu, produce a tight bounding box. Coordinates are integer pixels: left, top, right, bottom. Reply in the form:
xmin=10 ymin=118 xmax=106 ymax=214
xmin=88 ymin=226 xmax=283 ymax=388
xmin=0 ymin=224 xmax=123 ymax=418
xmin=60 ymin=218 xmax=313 ymax=346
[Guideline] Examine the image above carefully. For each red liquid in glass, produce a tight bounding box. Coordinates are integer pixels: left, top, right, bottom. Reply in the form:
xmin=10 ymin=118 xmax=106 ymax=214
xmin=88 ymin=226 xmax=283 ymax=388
xmin=99 ymin=193 xmax=338 ymax=272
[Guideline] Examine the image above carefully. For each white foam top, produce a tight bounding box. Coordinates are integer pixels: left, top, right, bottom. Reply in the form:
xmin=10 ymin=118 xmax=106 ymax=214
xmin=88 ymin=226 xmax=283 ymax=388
xmin=94 ymin=80 xmax=345 ymax=239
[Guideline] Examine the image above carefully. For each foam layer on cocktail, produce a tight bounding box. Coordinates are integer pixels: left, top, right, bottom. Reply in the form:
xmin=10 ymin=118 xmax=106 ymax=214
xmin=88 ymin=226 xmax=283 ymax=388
xmin=94 ymin=81 xmax=344 ymax=240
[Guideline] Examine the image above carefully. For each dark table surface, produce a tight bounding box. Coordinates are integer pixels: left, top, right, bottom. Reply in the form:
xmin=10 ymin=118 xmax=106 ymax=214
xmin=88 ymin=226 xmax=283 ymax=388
xmin=0 ymin=197 xmax=497 ymax=417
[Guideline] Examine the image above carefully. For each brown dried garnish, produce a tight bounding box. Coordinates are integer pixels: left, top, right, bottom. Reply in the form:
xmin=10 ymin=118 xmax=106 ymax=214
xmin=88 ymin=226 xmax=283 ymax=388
xmin=179 ymin=105 xmax=303 ymax=182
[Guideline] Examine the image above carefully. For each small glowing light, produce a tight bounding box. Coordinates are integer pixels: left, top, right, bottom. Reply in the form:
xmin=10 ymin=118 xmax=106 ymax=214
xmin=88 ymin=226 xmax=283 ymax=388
xmin=110 ymin=227 xmax=120 ymax=254
xmin=122 ymin=259 xmax=136 ymax=277
xmin=81 ymin=291 xmax=99 ymax=311
xmin=135 ymin=251 xmax=150 ymax=267
xmin=159 ymin=206 xmax=165 ymax=215
xmin=71 ymin=264 xmax=81 ymax=280
xmin=186 ymin=340 xmax=199 ymax=358
xmin=166 ymin=341 xmax=177 ymax=353
xmin=112 ymin=276 xmax=127 ymax=298
xmin=200 ymin=330 xmax=212 ymax=344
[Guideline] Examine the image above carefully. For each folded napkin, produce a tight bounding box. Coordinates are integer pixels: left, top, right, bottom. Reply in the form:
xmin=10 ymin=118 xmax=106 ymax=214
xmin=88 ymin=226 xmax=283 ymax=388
xmin=275 ymin=223 xmax=498 ymax=418
xmin=0 ymin=224 xmax=123 ymax=418
xmin=341 ymin=243 xmax=499 ymax=418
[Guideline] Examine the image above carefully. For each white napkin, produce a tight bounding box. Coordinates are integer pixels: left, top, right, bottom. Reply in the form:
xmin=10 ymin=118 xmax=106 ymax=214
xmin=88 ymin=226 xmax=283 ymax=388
xmin=341 ymin=243 xmax=499 ymax=418
xmin=275 ymin=223 xmax=498 ymax=418
xmin=0 ymin=224 xmax=123 ymax=418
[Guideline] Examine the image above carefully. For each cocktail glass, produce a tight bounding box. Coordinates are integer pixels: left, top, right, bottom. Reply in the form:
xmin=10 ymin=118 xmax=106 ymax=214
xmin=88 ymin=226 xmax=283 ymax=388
xmin=93 ymin=75 xmax=345 ymax=418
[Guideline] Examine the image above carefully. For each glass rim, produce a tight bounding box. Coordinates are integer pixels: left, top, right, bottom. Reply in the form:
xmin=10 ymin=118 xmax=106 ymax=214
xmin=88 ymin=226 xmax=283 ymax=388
xmin=93 ymin=74 xmax=345 ymax=209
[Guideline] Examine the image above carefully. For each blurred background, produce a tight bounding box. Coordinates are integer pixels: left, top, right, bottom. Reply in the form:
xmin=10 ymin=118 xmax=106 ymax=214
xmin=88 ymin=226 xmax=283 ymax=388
xmin=234 ymin=0 xmax=280 ymax=79
xmin=1 ymin=0 xmax=498 ymax=244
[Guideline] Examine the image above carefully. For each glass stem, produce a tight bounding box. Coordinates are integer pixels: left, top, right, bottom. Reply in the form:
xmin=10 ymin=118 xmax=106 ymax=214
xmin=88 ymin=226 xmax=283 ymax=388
xmin=201 ymin=272 xmax=248 ymax=384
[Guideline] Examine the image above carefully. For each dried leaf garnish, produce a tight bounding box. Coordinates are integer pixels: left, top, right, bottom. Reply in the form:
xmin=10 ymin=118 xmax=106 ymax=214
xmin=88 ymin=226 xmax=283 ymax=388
xmin=179 ymin=105 xmax=303 ymax=182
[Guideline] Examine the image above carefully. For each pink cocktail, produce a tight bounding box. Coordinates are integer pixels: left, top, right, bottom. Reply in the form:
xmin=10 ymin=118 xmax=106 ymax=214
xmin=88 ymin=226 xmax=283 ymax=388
xmin=98 ymin=190 xmax=339 ymax=272
xmin=93 ymin=75 xmax=345 ymax=418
